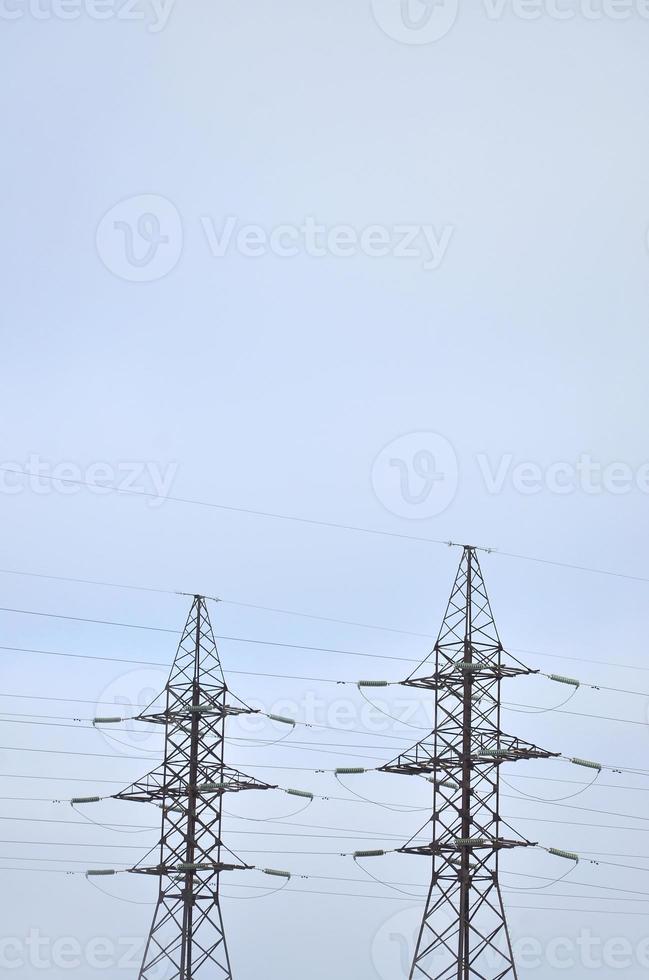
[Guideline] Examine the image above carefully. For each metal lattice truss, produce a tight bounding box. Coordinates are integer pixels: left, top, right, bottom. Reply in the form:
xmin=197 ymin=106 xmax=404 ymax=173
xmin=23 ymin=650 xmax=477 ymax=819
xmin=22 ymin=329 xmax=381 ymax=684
xmin=381 ymin=547 xmax=557 ymax=980
xmin=115 ymin=596 xmax=274 ymax=980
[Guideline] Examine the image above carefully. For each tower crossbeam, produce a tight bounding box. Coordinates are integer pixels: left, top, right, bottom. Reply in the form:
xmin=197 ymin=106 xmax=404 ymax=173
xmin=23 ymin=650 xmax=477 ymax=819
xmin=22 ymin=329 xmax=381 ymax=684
xmin=381 ymin=547 xmax=555 ymax=980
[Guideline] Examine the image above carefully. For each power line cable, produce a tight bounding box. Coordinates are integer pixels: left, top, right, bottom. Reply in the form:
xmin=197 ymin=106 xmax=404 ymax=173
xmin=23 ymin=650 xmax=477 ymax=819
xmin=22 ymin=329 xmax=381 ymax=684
xmin=2 ymin=742 xmax=649 ymax=779
xmin=0 ymin=861 xmax=644 ymax=915
xmin=0 ymin=606 xmax=646 ymax=678
xmin=0 ymin=644 xmax=351 ymax=685
xmin=8 ymin=805 xmax=649 ymax=844
xmin=0 ymin=714 xmax=409 ymax=751
xmin=2 ymin=679 xmax=649 ymax=738
xmin=2 ymin=469 xmax=648 ymax=585
xmin=0 ymin=852 xmax=645 ymax=905
xmin=0 ymin=466 xmax=458 ymax=547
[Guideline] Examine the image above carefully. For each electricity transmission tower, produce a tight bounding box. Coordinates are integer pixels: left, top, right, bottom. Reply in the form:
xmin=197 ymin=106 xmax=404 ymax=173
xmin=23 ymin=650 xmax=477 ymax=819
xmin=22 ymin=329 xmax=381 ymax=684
xmin=381 ymin=546 xmax=557 ymax=980
xmin=115 ymin=595 xmax=275 ymax=979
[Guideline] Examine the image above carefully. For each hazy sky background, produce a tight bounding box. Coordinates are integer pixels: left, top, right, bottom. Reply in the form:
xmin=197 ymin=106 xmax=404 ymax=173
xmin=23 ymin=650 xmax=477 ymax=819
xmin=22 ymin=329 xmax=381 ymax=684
xmin=1 ymin=1 xmax=649 ymax=977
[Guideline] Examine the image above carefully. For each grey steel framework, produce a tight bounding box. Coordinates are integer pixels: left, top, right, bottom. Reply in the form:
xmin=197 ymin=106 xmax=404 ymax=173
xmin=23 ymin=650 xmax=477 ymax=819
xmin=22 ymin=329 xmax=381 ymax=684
xmin=381 ymin=546 xmax=557 ymax=980
xmin=116 ymin=595 xmax=274 ymax=979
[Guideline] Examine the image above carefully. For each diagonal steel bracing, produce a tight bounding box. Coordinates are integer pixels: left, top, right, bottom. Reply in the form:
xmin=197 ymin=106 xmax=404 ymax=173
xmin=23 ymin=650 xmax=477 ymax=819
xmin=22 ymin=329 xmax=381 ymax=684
xmin=116 ymin=596 xmax=274 ymax=980
xmin=381 ymin=547 xmax=558 ymax=980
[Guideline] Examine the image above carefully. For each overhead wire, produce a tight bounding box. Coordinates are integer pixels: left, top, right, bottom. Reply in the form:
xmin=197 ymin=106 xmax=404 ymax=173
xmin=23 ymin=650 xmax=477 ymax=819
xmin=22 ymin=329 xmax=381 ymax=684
xmin=1 ymin=470 xmax=648 ymax=584
xmin=0 ymin=861 xmax=646 ymax=914
xmin=3 ymin=550 xmax=649 ymax=920
xmin=12 ymin=802 xmax=649 ymax=846
xmin=1 ymin=605 xmax=649 ymax=682
xmin=0 ymin=850 xmax=643 ymax=903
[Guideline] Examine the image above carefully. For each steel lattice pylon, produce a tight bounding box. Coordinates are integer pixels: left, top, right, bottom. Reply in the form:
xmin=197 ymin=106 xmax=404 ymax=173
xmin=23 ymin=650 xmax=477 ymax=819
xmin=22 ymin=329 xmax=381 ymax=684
xmin=116 ymin=595 xmax=274 ymax=980
xmin=381 ymin=547 xmax=558 ymax=980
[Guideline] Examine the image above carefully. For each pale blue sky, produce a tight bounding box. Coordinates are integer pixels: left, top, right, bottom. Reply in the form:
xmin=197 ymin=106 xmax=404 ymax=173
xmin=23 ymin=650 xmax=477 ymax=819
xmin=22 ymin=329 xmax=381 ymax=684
xmin=1 ymin=2 xmax=649 ymax=977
